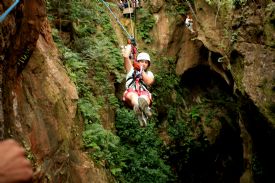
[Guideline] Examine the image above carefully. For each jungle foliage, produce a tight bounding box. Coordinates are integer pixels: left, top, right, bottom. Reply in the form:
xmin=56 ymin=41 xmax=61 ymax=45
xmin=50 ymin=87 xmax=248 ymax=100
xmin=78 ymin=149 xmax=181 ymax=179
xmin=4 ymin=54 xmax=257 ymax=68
xmin=136 ymin=8 xmax=156 ymax=43
xmin=46 ymin=0 xmax=254 ymax=182
xmin=47 ymin=0 xmax=175 ymax=182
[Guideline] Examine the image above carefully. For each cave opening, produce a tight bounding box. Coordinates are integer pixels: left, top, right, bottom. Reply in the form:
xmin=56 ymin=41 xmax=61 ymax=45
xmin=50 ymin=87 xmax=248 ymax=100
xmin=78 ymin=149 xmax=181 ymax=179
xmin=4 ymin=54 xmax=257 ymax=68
xmin=166 ymin=65 xmax=274 ymax=183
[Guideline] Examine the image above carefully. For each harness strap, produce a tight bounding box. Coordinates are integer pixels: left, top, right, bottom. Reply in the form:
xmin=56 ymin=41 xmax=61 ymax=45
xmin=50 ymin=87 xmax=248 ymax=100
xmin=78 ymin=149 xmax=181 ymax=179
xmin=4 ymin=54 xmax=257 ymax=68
xmin=126 ymin=70 xmax=148 ymax=91
xmin=135 ymin=78 xmax=141 ymax=95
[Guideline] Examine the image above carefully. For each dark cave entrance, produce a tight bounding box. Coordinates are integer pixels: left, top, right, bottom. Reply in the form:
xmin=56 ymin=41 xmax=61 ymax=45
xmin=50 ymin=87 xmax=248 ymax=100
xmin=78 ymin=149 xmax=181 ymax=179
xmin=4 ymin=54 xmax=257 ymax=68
xmin=166 ymin=65 xmax=274 ymax=183
xmin=164 ymin=65 xmax=243 ymax=183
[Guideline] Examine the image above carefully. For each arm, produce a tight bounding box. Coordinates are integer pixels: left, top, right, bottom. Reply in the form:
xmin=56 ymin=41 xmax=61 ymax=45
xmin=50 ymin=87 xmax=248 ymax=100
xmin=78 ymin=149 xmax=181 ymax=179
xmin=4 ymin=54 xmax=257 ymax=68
xmin=141 ymin=71 xmax=154 ymax=86
xmin=122 ymin=44 xmax=133 ymax=73
xmin=124 ymin=56 xmax=133 ymax=73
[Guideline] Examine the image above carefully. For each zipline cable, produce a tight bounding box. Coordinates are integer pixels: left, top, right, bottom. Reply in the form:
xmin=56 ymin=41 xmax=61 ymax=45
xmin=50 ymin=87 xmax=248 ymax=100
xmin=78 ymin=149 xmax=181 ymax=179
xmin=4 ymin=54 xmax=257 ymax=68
xmin=127 ymin=0 xmax=134 ymax=37
xmin=98 ymin=0 xmax=133 ymax=40
xmin=98 ymin=0 xmax=138 ymax=62
xmin=184 ymin=0 xmax=198 ymax=22
xmin=133 ymin=1 xmax=137 ymax=39
xmin=0 ymin=0 xmax=20 ymax=23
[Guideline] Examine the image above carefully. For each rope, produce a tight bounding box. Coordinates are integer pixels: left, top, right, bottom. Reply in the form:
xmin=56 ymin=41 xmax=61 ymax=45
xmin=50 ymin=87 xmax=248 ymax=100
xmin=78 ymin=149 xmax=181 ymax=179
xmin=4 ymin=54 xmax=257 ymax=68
xmin=134 ymin=1 xmax=137 ymax=39
xmin=98 ymin=0 xmax=133 ymax=40
xmin=184 ymin=0 xmax=198 ymax=22
xmin=98 ymin=0 xmax=137 ymax=61
xmin=128 ymin=0 xmax=134 ymax=37
xmin=0 ymin=0 xmax=20 ymax=23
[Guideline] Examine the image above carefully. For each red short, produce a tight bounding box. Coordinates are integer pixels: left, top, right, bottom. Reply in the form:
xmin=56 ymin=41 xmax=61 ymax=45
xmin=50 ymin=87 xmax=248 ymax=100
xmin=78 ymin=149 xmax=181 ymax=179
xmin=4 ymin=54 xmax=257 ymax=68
xmin=123 ymin=88 xmax=152 ymax=105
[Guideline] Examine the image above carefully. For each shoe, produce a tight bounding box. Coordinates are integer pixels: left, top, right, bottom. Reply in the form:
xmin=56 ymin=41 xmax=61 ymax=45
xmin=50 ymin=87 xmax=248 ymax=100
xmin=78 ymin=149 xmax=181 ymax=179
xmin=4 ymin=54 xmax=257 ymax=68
xmin=133 ymin=105 xmax=141 ymax=114
xmin=134 ymin=105 xmax=147 ymax=127
xmin=138 ymin=112 xmax=147 ymax=127
xmin=138 ymin=97 xmax=152 ymax=117
xmin=141 ymin=112 xmax=147 ymax=127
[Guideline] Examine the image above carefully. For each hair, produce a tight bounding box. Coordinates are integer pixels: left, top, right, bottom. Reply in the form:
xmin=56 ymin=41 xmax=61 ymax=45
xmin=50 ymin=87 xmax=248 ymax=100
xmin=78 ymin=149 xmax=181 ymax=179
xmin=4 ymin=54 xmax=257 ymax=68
xmin=189 ymin=14 xmax=193 ymax=18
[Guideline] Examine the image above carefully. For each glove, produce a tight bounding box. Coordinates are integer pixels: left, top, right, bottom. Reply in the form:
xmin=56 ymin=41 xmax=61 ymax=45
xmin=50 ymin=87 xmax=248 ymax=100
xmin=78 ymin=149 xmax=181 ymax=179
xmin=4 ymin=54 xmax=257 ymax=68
xmin=133 ymin=61 xmax=140 ymax=71
xmin=121 ymin=44 xmax=132 ymax=58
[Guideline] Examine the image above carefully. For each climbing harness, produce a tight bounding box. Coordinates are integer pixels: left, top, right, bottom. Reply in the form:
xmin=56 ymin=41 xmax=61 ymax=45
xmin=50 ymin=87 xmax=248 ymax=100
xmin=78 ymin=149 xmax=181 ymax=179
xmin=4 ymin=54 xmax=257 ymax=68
xmin=134 ymin=72 xmax=142 ymax=95
xmin=99 ymin=0 xmax=150 ymax=127
xmin=126 ymin=70 xmax=148 ymax=93
xmin=0 ymin=0 xmax=20 ymax=23
xmin=98 ymin=0 xmax=134 ymax=40
xmin=125 ymin=70 xmax=150 ymax=127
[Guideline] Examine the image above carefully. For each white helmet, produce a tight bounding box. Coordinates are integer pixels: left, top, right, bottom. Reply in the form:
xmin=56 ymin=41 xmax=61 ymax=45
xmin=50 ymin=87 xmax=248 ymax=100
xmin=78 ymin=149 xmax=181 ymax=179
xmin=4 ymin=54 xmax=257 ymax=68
xmin=137 ymin=52 xmax=150 ymax=62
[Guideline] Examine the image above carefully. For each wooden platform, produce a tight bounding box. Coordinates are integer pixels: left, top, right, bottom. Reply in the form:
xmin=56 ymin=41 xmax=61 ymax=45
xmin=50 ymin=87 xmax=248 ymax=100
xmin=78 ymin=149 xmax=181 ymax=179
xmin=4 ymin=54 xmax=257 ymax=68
xmin=123 ymin=7 xmax=134 ymax=15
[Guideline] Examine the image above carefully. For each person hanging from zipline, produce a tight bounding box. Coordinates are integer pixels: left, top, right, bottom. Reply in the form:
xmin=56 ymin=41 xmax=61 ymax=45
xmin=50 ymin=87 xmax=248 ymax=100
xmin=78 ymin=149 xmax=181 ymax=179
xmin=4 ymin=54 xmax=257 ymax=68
xmin=185 ymin=14 xmax=195 ymax=34
xmin=98 ymin=0 xmax=152 ymax=126
xmin=121 ymin=43 xmax=154 ymax=127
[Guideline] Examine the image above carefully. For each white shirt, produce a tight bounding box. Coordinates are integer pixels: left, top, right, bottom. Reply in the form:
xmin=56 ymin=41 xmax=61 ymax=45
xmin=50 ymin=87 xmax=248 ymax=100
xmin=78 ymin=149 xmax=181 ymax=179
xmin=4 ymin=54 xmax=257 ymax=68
xmin=185 ymin=17 xmax=192 ymax=27
xmin=125 ymin=67 xmax=154 ymax=90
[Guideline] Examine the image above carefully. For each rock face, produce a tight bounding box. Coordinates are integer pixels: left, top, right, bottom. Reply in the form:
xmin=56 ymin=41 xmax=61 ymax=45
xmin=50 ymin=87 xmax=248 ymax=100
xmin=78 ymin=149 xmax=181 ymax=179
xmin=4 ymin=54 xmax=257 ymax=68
xmin=193 ymin=0 xmax=275 ymax=125
xmin=0 ymin=0 xmax=109 ymax=182
xmin=146 ymin=0 xmax=274 ymax=182
xmin=150 ymin=0 xmax=274 ymax=124
xmin=1 ymin=0 xmax=274 ymax=182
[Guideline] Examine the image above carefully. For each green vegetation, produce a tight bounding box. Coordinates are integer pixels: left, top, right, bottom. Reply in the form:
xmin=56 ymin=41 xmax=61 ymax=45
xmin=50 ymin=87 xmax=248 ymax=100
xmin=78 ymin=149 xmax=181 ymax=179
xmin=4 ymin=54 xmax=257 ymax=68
xmin=164 ymin=0 xmax=189 ymax=16
xmin=115 ymin=108 xmax=174 ymax=182
xmin=205 ymin=0 xmax=248 ymax=8
xmin=48 ymin=0 xmax=174 ymax=182
xmin=152 ymin=57 xmax=180 ymax=110
xmin=47 ymin=0 xmax=268 ymax=182
xmin=136 ymin=8 xmax=156 ymax=43
xmin=252 ymin=154 xmax=264 ymax=180
xmin=230 ymin=51 xmax=245 ymax=94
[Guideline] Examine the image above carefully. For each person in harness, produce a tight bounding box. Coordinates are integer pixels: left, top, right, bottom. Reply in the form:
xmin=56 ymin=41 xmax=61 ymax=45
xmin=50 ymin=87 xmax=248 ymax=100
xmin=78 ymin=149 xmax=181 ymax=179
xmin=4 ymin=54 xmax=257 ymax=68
xmin=185 ymin=14 xmax=195 ymax=33
xmin=121 ymin=44 xmax=154 ymax=127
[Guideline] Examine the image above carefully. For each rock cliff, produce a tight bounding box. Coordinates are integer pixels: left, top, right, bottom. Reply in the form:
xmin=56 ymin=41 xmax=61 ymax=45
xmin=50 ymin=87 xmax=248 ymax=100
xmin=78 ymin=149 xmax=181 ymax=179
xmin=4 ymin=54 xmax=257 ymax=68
xmin=0 ymin=0 xmax=110 ymax=182
xmin=0 ymin=0 xmax=274 ymax=182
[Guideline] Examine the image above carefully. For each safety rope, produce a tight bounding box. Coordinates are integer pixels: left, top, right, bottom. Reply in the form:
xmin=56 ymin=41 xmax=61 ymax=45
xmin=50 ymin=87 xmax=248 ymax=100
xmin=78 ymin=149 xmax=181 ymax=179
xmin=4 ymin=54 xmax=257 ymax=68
xmin=0 ymin=0 xmax=20 ymax=23
xmin=127 ymin=0 xmax=134 ymax=37
xmin=133 ymin=0 xmax=137 ymax=39
xmin=98 ymin=0 xmax=133 ymax=40
xmin=184 ymin=0 xmax=198 ymax=22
